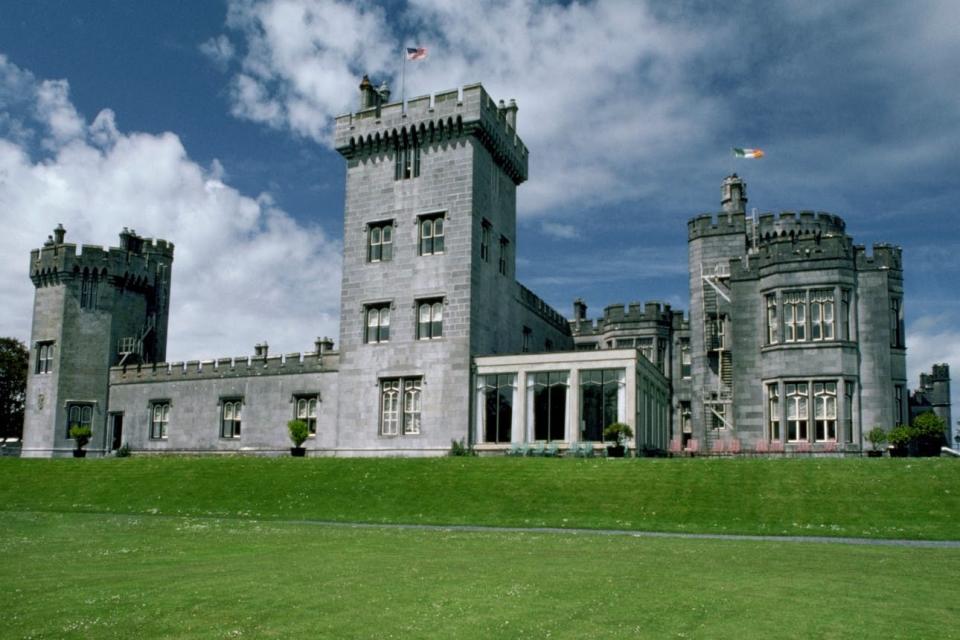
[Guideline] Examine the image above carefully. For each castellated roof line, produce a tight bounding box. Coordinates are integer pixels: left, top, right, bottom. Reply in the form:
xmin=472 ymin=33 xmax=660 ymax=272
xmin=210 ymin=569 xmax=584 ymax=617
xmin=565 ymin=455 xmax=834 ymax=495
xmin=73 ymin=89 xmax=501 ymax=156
xmin=688 ymin=210 xmax=846 ymax=241
xmin=110 ymin=351 xmax=340 ymax=385
xmin=334 ymin=83 xmax=528 ymax=185
xmin=29 ymin=237 xmax=174 ymax=287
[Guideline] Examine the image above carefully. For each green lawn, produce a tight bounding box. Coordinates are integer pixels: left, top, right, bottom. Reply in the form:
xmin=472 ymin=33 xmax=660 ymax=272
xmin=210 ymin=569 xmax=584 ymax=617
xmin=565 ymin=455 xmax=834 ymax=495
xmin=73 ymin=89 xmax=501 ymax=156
xmin=2 ymin=510 xmax=958 ymax=639
xmin=1 ymin=456 xmax=958 ymax=540
xmin=2 ymin=457 xmax=958 ymax=638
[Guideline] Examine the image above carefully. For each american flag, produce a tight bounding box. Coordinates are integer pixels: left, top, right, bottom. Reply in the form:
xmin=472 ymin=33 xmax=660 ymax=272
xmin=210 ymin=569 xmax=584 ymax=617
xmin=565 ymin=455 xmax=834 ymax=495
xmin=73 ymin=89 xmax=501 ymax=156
xmin=406 ymin=47 xmax=427 ymax=61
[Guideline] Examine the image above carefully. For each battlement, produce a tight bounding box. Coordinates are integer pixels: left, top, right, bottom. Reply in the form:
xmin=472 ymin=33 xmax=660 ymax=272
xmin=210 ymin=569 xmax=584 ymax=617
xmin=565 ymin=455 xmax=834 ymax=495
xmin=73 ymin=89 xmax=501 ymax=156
xmin=109 ymin=349 xmax=341 ymax=385
xmin=688 ymin=212 xmax=747 ymax=240
xmin=754 ymin=211 xmax=846 ymax=242
xmin=334 ymin=83 xmax=528 ymax=184
xmin=572 ymin=301 xmax=682 ymax=335
xmin=29 ymin=227 xmax=174 ymax=288
xmin=517 ymin=283 xmax=571 ymax=334
xmin=731 ymin=232 xmax=855 ymax=279
xmin=854 ymin=243 xmax=902 ymax=271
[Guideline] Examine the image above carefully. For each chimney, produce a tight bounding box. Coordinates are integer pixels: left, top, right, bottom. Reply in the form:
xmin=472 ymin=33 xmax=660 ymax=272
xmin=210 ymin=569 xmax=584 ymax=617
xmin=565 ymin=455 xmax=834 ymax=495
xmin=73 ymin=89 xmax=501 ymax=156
xmin=573 ymin=298 xmax=588 ymax=322
xmin=315 ymin=337 xmax=334 ymax=354
xmin=359 ymin=75 xmax=378 ymax=110
xmin=377 ymin=81 xmax=391 ymax=104
xmin=53 ymin=224 xmax=66 ymax=245
xmin=504 ymin=99 xmax=518 ymax=130
xmin=254 ymin=342 xmax=269 ymax=358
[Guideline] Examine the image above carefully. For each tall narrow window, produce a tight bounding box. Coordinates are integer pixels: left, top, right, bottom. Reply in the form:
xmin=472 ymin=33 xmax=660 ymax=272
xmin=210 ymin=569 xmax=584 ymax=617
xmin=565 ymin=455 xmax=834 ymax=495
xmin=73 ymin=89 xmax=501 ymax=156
xmin=296 ymin=396 xmax=318 ymax=435
xmin=80 ymin=270 xmax=98 ymax=310
xmin=844 ymin=382 xmax=854 ymax=443
xmin=657 ymin=340 xmax=667 ymax=374
xmin=479 ymin=374 xmax=515 ymax=443
xmin=521 ymin=326 xmax=531 ymax=352
xmin=381 ymin=380 xmax=400 ymax=436
xmin=840 ymin=289 xmax=851 ymax=340
xmin=894 ymin=384 xmax=904 ymax=425
xmin=810 ymin=289 xmax=835 ymax=341
xmin=35 ymin=341 xmax=54 ymax=374
xmin=381 ymin=377 xmax=422 ymax=436
xmin=680 ymin=342 xmax=691 ymax=378
xmin=528 ymin=371 xmax=568 ymax=442
xmin=417 ymin=300 xmax=443 ymax=340
xmin=783 ymin=291 xmax=806 ymax=342
xmin=419 ymin=214 xmax=444 ymax=255
xmin=768 ymin=383 xmax=780 ymax=441
xmin=394 ymin=133 xmax=420 ymax=180
xmin=498 ymin=236 xmax=509 ymax=276
xmin=814 ymin=382 xmax=837 ymax=441
xmin=480 ymin=221 xmax=491 ymax=262
xmin=150 ymin=401 xmax=170 ymax=439
xmin=221 ymin=399 xmax=242 ymax=438
xmin=765 ymin=293 xmax=778 ymax=344
xmin=786 ymin=383 xmax=808 ymax=442
xmin=66 ymin=403 xmax=93 ymax=438
xmin=365 ymin=304 xmax=390 ymax=344
xmin=403 ymin=379 xmax=421 ymax=435
xmin=637 ymin=338 xmax=653 ymax=362
xmin=367 ymin=222 xmax=393 ymax=262
xmin=580 ymin=369 xmax=625 ymax=442
xmin=680 ymin=402 xmax=692 ymax=434
xmin=890 ymin=297 xmax=904 ymax=348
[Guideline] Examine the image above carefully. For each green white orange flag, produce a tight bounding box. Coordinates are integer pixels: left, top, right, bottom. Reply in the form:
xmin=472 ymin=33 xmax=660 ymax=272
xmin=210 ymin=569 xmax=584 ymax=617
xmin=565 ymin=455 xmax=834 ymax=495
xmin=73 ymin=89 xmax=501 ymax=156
xmin=733 ymin=147 xmax=764 ymax=159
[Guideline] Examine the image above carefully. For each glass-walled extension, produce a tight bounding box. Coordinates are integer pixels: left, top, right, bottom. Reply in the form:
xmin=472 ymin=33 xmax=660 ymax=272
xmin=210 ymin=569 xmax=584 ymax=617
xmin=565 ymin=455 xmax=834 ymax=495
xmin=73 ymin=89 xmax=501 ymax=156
xmin=473 ymin=349 xmax=670 ymax=454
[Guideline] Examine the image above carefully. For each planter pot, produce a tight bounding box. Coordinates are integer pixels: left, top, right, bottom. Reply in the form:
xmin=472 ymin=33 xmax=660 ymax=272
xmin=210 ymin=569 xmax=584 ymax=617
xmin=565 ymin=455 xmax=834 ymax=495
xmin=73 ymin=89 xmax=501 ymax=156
xmin=867 ymin=450 xmax=883 ymax=458
xmin=290 ymin=447 xmax=306 ymax=457
xmin=889 ymin=447 xmax=908 ymax=458
xmin=72 ymin=449 xmax=86 ymax=458
xmin=606 ymin=445 xmax=625 ymax=458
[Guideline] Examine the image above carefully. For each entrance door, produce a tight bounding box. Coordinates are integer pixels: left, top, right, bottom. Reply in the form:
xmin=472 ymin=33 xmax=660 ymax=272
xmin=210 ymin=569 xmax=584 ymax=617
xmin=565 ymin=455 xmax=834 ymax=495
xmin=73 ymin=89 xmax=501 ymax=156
xmin=110 ymin=413 xmax=123 ymax=451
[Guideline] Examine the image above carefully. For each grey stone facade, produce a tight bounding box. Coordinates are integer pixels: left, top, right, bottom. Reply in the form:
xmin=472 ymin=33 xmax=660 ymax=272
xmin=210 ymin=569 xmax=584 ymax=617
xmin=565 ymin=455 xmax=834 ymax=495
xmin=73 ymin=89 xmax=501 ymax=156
xmin=19 ymin=81 xmax=941 ymax=457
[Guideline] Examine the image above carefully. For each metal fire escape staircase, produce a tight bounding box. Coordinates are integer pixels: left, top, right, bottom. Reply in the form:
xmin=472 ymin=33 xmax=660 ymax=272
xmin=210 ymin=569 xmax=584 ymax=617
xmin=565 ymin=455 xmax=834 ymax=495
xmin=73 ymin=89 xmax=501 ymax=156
xmin=700 ymin=263 xmax=733 ymax=443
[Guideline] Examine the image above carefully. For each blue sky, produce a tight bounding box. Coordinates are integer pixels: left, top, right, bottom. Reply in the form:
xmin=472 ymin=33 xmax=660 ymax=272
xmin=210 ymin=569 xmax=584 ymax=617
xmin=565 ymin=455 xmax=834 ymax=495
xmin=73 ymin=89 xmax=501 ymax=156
xmin=1 ymin=0 xmax=958 ymax=420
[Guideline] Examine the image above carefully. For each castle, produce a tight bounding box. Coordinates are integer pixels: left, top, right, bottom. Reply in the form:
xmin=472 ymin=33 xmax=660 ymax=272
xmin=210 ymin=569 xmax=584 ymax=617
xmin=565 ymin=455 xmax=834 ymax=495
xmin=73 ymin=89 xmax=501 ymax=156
xmin=20 ymin=80 xmax=950 ymax=457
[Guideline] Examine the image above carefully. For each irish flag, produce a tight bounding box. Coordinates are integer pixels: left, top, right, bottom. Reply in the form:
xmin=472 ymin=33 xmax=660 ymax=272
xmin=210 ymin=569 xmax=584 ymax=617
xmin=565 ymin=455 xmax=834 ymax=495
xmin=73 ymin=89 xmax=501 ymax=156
xmin=733 ymin=147 xmax=764 ymax=159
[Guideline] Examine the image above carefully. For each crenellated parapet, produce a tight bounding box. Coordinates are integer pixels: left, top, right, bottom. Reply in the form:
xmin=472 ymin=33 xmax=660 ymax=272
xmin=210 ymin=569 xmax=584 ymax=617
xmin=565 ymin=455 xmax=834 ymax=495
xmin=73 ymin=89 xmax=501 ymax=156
xmin=110 ymin=349 xmax=341 ymax=385
xmin=29 ymin=226 xmax=174 ymax=289
xmin=731 ymin=232 xmax=855 ymax=279
xmin=688 ymin=212 xmax=747 ymax=240
xmin=854 ymin=243 xmax=902 ymax=272
xmin=334 ymin=83 xmax=528 ymax=184
xmin=517 ymin=283 xmax=570 ymax=333
xmin=571 ymin=301 xmax=683 ymax=336
xmin=753 ymin=211 xmax=846 ymax=245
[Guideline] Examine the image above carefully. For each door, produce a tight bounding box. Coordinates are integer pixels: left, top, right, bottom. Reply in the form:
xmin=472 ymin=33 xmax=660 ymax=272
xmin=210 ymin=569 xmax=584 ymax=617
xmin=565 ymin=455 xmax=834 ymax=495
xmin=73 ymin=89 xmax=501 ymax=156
xmin=110 ymin=413 xmax=123 ymax=451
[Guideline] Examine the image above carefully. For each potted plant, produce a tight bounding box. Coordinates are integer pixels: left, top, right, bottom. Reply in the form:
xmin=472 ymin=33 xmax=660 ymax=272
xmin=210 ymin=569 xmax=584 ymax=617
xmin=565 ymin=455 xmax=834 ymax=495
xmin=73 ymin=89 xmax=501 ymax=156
xmin=865 ymin=426 xmax=887 ymax=457
xmin=911 ymin=412 xmax=946 ymax=457
xmin=69 ymin=424 xmax=91 ymax=458
xmin=887 ymin=424 xmax=913 ymax=457
xmin=287 ymin=419 xmax=309 ymax=457
xmin=602 ymin=422 xmax=634 ymax=458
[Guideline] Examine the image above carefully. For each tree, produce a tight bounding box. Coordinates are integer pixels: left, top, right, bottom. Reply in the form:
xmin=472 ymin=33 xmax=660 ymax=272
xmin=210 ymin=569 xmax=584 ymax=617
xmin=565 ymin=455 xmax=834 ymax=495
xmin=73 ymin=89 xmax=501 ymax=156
xmin=0 ymin=338 xmax=29 ymax=441
xmin=912 ymin=411 xmax=946 ymax=456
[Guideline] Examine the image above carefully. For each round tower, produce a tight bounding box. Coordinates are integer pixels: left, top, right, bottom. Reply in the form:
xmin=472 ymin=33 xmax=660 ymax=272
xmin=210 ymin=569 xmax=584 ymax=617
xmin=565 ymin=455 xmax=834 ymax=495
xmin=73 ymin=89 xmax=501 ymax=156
xmin=721 ymin=174 xmax=747 ymax=214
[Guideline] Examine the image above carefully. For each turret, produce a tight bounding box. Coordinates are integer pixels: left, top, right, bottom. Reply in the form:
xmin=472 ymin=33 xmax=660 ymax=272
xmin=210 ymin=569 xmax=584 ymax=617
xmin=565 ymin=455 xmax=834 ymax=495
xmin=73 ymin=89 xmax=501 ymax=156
xmin=721 ymin=174 xmax=747 ymax=214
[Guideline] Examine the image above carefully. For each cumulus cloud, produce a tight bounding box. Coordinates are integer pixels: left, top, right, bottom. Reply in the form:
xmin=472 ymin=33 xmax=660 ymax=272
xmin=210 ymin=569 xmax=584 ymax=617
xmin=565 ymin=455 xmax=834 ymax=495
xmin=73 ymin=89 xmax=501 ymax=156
xmin=199 ymin=34 xmax=236 ymax=70
xmin=0 ymin=56 xmax=341 ymax=361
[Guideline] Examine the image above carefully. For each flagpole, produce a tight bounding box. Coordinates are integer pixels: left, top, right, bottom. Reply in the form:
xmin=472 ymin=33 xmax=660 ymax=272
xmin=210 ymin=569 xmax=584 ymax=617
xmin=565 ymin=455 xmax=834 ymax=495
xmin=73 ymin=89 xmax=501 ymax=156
xmin=401 ymin=48 xmax=406 ymax=113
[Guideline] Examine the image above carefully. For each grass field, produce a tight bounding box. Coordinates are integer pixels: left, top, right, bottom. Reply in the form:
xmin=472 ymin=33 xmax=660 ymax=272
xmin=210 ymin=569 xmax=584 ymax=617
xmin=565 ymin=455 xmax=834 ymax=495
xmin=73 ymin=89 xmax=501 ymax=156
xmin=1 ymin=457 xmax=958 ymax=638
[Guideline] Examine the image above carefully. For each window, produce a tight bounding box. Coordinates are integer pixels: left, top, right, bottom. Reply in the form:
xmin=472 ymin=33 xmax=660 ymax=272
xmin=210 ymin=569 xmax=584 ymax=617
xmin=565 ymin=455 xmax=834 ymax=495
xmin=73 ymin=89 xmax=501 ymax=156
xmin=768 ymin=383 xmax=780 ymax=441
xmin=680 ymin=342 xmax=691 ymax=378
xmin=221 ymin=399 xmax=242 ymax=438
xmin=150 ymin=402 xmax=170 ymax=439
xmin=841 ymin=289 xmax=851 ymax=341
xmin=35 ymin=341 xmax=54 ymax=374
xmin=814 ymin=382 xmax=837 ymax=441
xmin=367 ymin=222 xmax=393 ymax=262
xmin=894 ymin=384 xmax=904 ymax=425
xmin=522 ymin=326 xmax=531 ymax=352
xmin=528 ymin=371 xmax=568 ymax=442
xmin=365 ymin=304 xmax=390 ymax=344
xmin=419 ymin=214 xmax=444 ymax=255
xmin=295 ymin=396 xmax=318 ymax=435
xmin=786 ymin=383 xmax=808 ymax=442
xmin=890 ymin=297 xmax=904 ymax=348
xmin=810 ymin=289 xmax=834 ymax=341
xmin=380 ymin=377 xmax=422 ymax=436
xmin=783 ymin=291 xmax=806 ymax=342
xmin=480 ymin=221 xmax=491 ymax=262
xmin=498 ymin=236 xmax=509 ymax=276
xmin=80 ymin=270 xmax=99 ymax=310
xmin=478 ymin=374 xmax=515 ymax=443
xmin=844 ymin=382 xmax=854 ymax=443
xmin=680 ymin=402 xmax=692 ymax=434
xmin=657 ymin=340 xmax=667 ymax=374
xmin=417 ymin=300 xmax=443 ymax=340
xmin=66 ymin=403 xmax=93 ymax=438
xmin=765 ymin=293 xmax=778 ymax=344
xmin=579 ymin=369 xmax=625 ymax=442
xmin=637 ymin=338 xmax=653 ymax=362
xmin=394 ymin=133 xmax=420 ymax=180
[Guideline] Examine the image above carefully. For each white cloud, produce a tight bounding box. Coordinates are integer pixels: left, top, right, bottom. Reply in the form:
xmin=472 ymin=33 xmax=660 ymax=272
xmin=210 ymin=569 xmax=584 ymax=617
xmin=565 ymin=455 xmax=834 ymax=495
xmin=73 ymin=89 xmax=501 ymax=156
xmin=540 ymin=222 xmax=577 ymax=240
xmin=0 ymin=57 xmax=341 ymax=361
xmin=199 ymin=34 xmax=236 ymax=69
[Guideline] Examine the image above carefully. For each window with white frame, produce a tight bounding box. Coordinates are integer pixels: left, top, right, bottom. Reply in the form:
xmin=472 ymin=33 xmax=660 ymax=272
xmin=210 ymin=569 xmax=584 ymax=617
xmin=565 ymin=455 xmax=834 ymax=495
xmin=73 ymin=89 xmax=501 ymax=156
xmin=579 ymin=369 xmax=625 ymax=442
xmin=680 ymin=402 xmax=692 ymax=434
xmin=150 ymin=401 xmax=170 ymax=439
xmin=478 ymin=374 xmax=515 ymax=443
xmin=416 ymin=300 xmax=443 ymax=340
xmin=367 ymin=221 xmax=393 ymax=262
xmin=814 ymin=382 xmax=837 ymax=441
xmin=783 ymin=291 xmax=806 ymax=342
xmin=480 ymin=220 xmax=491 ymax=262
xmin=765 ymin=293 xmax=778 ymax=344
xmin=221 ymin=399 xmax=242 ymax=438
xmin=786 ymin=383 xmax=808 ymax=441
xmin=680 ymin=341 xmax=691 ymax=378
xmin=35 ymin=341 xmax=54 ymax=374
xmin=66 ymin=403 xmax=93 ymax=438
xmin=395 ymin=133 xmax=420 ymax=180
xmin=810 ymin=289 xmax=835 ymax=341
xmin=295 ymin=395 xmax=318 ymax=435
xmin=365 ymin=303 xmax=390 ymax=344
xmin=527 ymin=371 xmax=567 ymax=442
xmin=768 ymin=383 xmax=780 ymax=441
xmin=380 ymin=377 xmax=422 ymax=436
xmin=419 ymin=214 xmax=444 ymax=255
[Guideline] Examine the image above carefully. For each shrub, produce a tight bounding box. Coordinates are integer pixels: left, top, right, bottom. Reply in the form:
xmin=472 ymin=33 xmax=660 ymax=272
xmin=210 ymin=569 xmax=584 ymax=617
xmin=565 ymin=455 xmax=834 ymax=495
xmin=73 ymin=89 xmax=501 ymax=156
xmin=866 ymin=427 xmax=887 ymax=451
xmin=602 ymin=422 xmax=634 ymax=445
xmin=287 ymin=420 xmax=309 ymax=448
xmin=912 ymin=412 xmax=946 ymax=456
xmin=68 ymin=424 xmax=91 ymax=450
xmin=887 ymin=425 xmax=913 ymax=449
xmin=116 ymin=443 xmax=132 ymax=457
xmin=449 ymin=439 xmax=475 ymax=457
